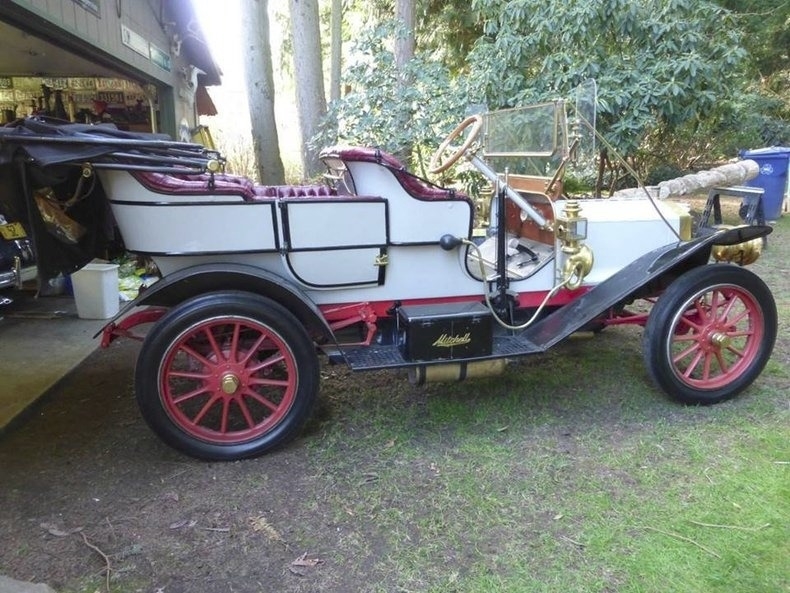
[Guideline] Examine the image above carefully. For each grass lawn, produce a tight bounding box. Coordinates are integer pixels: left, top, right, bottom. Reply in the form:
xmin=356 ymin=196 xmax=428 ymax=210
xmin=303 ymin=210 xmax=789 ymax=592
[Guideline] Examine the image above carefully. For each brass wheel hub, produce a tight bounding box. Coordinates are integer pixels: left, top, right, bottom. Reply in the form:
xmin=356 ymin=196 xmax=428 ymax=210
xmin=710 ymin=332 xmax=731 ymax=350
xmin=221 ymin=373 xmax=241 ymax=394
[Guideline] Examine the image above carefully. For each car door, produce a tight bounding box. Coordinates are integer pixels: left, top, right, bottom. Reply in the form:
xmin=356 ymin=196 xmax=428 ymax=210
xmin=281 ymin=196 xmax=388 ymax=288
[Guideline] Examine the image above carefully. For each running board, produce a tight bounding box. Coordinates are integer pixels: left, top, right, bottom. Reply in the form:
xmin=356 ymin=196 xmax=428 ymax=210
xmin=342 ymin=333 xmax=544 ymax=371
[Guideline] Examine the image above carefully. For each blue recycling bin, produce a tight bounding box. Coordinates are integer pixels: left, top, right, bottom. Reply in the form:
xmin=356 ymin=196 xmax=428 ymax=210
xmin=740 ymin=147 xmax=790 ymax=221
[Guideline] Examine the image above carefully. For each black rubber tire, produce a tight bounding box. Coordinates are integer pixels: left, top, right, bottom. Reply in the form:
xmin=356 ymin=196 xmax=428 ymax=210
xmin=643 ymin=265 xmax=777 ymax=405
xmin=135 ymin=291 xmax=319 ymax=460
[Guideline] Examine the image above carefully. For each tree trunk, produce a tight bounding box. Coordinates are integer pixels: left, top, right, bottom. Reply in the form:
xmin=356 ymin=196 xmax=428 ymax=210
xmin=394 ymin=0 xmax=415 ymax=73
xmin=242 ymin=0 xmax=285 ymax=185
xmin=289 ymin=0 xmax=327 ymax=179
xmin=393 ymin=0 xmax=415 ymax=164
xmin=330 ymin=0 xmax=342 ymax=103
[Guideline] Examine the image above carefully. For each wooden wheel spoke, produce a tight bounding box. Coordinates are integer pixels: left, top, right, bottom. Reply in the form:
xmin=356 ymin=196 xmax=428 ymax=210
xmin=714 ymin=350 xmax=730 ymax=375
xmin=191 ymin=394 xmax=222 ymax=425
xmin=249 ymin=352 xmax=285 ymax=373
xmin=171 ymin=384 xmax=212 ymax=404
xmin=168 ymin=370 xmax=211 ymax=380
xmin=709 ymin=290 xmax=721 ymax=316
xmin=680 ymin=349 xmax=705 ymax=379
xmin=693 ymin=299 xmax=711 ymax=323
xmin=219 ymin=398 xmax=230 ymax=434
xmin=716 ymin=292 xmax=738 ymax=321
xmin=238 ymin=332 xmax=268 ymax=365
xmin=242 ymin=388 xmax=280 ymax=412
xmin=678 ymin=314 xmax=703 ymax=332
xmin=178 ymin=343 xmax=215 ymax=369
xmin=726 ymin=328 xmax=754 ymax=338
xmin=230 ymin=322 xmax=241 ymax=363
xmin=673 ymin=333 xmax=700 ymax=343
xmin=249 ymin=377 xmax=290 ymax=388
xmin=236 ymin=398 xmax=256 ymax=429
xmin=674 ymin=340 xmax=702 ymax=362
xmin=725 ymin=308 xmax=750 ymax=328
xmin=202 ymin=326 xmax=225 ymax=362
xmin=701 ymin=351 xmax=713 ymax=380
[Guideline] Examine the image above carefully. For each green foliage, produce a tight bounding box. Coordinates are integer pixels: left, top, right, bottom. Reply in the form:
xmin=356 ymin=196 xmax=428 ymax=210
xmin=645 ymin=163 xmax=687 ymax=186
xmin=454 ymin=166 xmax=490 ymax=201
xmin=466 ymin=0 xmax=749 ymax=159
xmin=417 ymin=0 xmax=483 ymax=74
xmin=562 ymin=173 xmax=595 ymax=195
xmin=313 ymin=19 xmax=468 ymax=171
xmin=317 ymin=0 xmax=788 ymax=183
xmin=717 ymin=0 xmax=789 ymax=79
xmin=717 ymin=0 xmax=790 ymax=150
xmin=638 ymin=88 xmax=790 ymax=180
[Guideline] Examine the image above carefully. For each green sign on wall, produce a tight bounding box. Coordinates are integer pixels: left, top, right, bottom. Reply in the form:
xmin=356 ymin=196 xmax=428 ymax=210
xmin=72 ymin=0 xmax=100 ymax=17
xmin=150 ymin=45 xmax=172 ymax=72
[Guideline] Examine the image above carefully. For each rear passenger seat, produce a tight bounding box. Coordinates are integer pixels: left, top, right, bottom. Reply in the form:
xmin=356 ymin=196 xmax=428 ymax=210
xmin=133 ymin=171 xmax=336 ymax=201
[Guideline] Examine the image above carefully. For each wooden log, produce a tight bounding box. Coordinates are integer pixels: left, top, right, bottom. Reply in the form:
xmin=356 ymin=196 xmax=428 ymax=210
xmin=612 ymin=160 xmax=759 ymax=199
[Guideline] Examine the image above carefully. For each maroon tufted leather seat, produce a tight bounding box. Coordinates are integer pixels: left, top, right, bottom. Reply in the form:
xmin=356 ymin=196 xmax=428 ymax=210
xmin=132 ymin=171 xmax=335 ymax=201
xmin=252 ymin=184 xmax=335 ymax=199
xmin=320 ymin=146 xmax=469 ymax=202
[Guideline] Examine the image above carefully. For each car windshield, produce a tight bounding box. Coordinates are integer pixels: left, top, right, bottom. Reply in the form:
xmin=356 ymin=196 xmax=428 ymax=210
xmin=480 ymin=80 xmax=598 ymax=180
xmin=481 ymin=101 xmax=566 ymax=178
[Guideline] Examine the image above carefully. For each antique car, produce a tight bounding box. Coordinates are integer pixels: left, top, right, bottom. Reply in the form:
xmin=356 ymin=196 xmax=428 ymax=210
xmin=0 ymin=176 xmax=36 ymax=305
xmin=0 ymin=87 xmax=777 ymax=461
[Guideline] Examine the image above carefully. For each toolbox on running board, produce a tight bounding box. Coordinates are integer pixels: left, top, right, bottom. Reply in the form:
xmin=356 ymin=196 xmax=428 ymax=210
xmin=397 ymin=302 xmax=492 ymax=362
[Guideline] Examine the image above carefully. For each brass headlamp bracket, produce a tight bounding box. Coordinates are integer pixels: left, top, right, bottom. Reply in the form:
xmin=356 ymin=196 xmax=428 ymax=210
xmin=555 ymin=200 xmax=594 ymax=289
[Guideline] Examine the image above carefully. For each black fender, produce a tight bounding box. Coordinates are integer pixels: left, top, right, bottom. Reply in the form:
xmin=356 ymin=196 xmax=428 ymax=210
xmin=642 ymin=224 xmax=772 ymax=279
xmin=101 ymin=262 xmax=335 ymax=342
xmin=706 ymin=224 xmax=772 ymax=246
xmin=522 ymin=225 xmax=773 ymax=350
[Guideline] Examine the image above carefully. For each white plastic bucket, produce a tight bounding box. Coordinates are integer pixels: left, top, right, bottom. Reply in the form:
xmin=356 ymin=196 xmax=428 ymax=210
xmin=70 ymin=262 xmax=120 ymax=319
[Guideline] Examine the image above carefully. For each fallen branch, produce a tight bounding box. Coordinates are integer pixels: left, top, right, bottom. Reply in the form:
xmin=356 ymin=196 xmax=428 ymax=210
xmin=689 ymin=520 xmax=770 ymax=532
xmin=560 ymin=535 xmax=586 ymax=548
xmin=638 ymin=526 xmax=721 ymax=559
xmin=288 ymin=552 xmax=325 ymax=576
xmin=702 ymin=467 xmax=715 ymax=485
xmin=80 ymin=532 xmax=112 ymax=592
xmin=105 ymin=516 xmax=117 ymax=541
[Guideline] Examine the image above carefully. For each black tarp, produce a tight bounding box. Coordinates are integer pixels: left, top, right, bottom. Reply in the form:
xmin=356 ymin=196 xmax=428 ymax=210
xmin=0 ymin=118 xmax=177 ymax=167
xmin=0 ymin=117 xmax=217 ymax=291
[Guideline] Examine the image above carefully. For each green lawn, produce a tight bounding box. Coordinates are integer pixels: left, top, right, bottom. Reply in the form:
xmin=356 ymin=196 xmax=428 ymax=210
xmin=303 ymin=214 xmax=790 ymax=593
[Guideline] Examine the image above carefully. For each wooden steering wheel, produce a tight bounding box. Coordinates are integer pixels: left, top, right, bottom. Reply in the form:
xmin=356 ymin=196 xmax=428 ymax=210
xmin=429 ymin=114 xmax=484 ymax=175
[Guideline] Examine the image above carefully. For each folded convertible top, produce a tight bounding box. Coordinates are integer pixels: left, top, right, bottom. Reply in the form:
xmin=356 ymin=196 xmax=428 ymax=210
xmin=0 ymin=117 xmax=219 ymax=172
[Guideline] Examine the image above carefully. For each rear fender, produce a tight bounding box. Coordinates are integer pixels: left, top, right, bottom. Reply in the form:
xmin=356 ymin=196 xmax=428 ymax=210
xmin=101 ymin=263 xmax=335 ymax=342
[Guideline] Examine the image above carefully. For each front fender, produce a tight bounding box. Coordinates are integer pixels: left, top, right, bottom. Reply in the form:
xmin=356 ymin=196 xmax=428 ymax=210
xmin=101 ymin=262 xmax=334 ymax=342
xmin=646 ymin=224 xmax=772 ymax=276
xmin=522 ymin=225 xmax=773 ymax=350
xmin=707 ymin=224 xmax=772 ymax=246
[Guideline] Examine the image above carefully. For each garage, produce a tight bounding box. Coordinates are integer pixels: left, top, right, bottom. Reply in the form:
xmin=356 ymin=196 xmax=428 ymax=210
xmin=0 ymin=0 xmax=220 ymax=430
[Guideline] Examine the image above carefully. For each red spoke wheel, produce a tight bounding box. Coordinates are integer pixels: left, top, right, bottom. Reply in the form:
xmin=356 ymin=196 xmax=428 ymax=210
xmin=643 ymin=265 xmax=776 ymax=405
xmin=135 ymin=291 xmax=319 ymax=460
